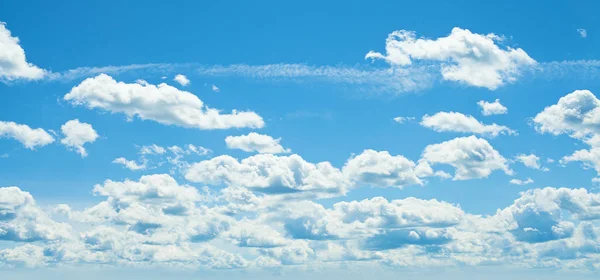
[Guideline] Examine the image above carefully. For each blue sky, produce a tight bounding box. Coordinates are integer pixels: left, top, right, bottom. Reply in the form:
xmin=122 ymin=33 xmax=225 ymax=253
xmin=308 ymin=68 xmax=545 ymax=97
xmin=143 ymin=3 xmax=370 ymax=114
xmin=1 ymin=0 xmax=600 ymax=278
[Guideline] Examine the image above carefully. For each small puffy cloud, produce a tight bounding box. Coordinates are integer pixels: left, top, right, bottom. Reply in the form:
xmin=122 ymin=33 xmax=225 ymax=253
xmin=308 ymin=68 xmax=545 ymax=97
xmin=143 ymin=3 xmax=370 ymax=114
xmin=514 ymin=153 xmax=549 ymax=171
xmin=64 ymin=74 xmax=264 ymax=130
xmin=577 ymin=29 xmax=587 ymax=38
xmin=0 ymin=22 xmax=46 ymax=81
xmin=421 ymin=112 xmax=516 ymax=138
xmin=173 ymin=74 xmax=190 ymax=86
xmin=0 ymin=186 xmax=72 ymax=242
xmin=0 ymin=120 xmax=54 ymax=149
xmin=420 ymin=135 xmax=512 ymax=180
xmin=478 ymin=99 xmax=508 ymax=116
xmin=225 ymin=132 xmax=290 ymax=154
xmin=212 ymin=84 xmax=220 ymax=92
xmin=509 ymin=178 xmax=534 ymax=185
xmin=60 ymin=119 xmax=99 ymax=157
xmin=112 ymin=157 xmax=147 ymax=171
xmin=393 ymin=116 xmax=415 ymax=124
xmin=366 ymin=27 xmax=535 ymax=89
xmin=185 ymin=154 xmax=347 ymax=199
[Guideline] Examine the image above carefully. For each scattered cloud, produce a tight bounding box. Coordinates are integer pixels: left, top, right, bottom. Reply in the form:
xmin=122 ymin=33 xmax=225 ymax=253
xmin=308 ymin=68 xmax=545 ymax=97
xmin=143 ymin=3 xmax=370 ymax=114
xmin=60 ymin=119 xmax=99 ymax=157
xmin=225 ymin=132 xmax=290 ymax=154
xmin=113 ymin=157 xmax=147 ymax=171
xmin=366 ymin=27 xmax=536 ymax=89
xmin=173 ymin=74 xmax=190 ymax=86
xmin=420 ymin=135 xmax=512 ymax=180
xmin=577 ymin=29 xmax=587 ymax=38
xmin=420 ymin=111 xmax=516 ymax=138
xmin=509 ymin=178 xmax=534 ymax=185
xmin=393 ymin=116 xmax=415 ymax=124
xmin=0 ymin=120 xmax=55 ymax=149
xmin=478 ymin=99 xmax=508 ymax=116
xmin=64 ymin=74 xmax=265 ymax=130
xmin=212 ymin=84 xmax=220 ymax=92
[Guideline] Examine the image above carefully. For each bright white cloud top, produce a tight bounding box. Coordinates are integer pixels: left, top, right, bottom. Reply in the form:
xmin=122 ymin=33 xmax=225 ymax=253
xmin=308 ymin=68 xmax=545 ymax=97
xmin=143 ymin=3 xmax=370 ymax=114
xmin=478 ymin=99 xmax=508 ymax=115
xmin=0 ymin=22 xmax=46 ymax=81
xmin=64 ymin=74 xmax=265 ymax=130
xmin=60 ymin=119 xmax=99 ymax=157
xmin=366 ymin=27 xmax=536 ymax=89
xmin=173 ymin=74 xmax=190 ymax=86
xmin=420 ymin=111 xmax=516 ymax=138
xmin=225 ymin=132 xmax=291 ymax=154
xmin=0 ymin=120 xmax=54 ymax=149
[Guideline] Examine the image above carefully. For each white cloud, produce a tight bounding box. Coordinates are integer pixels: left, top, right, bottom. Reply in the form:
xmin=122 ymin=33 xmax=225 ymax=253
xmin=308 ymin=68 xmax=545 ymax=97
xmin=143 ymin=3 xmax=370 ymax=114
xmin=561 ymin=147 xmax=600 ymax=174
xmin=509 ymin=178 xmax=534 ymax=185
xmin=342 ymin=149 xmax=432 ymax=189
xmin=514 ymin=153 xmax=540 ymax=169
xmin=393 ymin=116 xmax=415 ymax=123
xmin=212 ymin=84 xmax=220 ymax=92
xmin=60 ymin=119 xmax=99 ymax=157
xmin=477 ymin=99 xmax=508 ymax=116
xmin=0 ymin=22 xmax=46 ymax=81
xmin=173 ymin=74 xmax=190 ymax=86
xmin=366 ymin=27 xmax=536 ymax=89
xmin=420 ymin=135 xmax=512 ymax=180
xmin=0 ymin=186 xmax=72 ymax=242
xmin=533 ymin=90 xmax=600 ymax=142
xmin=420 ymin=112 xmax=516 ymax=138
xmin=0 ymin=120 xmax=54 ymax=149
xmin=139 ymin=144 xmax=167 ymax=155
xmin=64 ymin=74 xmax=264 ymax=130
xmin=113 ymin=157 xmax=147 ymax=171
xmin=185 ymin=154 xmax=347 ymax=199
xmin=577 ymin=29 xmax=587 ymax=38
xmin=225 ymin=132 xmax=290 ymax=154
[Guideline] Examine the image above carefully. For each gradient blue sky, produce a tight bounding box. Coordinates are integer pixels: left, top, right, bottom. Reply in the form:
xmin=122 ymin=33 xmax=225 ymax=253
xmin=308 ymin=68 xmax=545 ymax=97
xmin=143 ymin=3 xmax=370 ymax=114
xmin=1 ymin=0 xmax=600 ymax=279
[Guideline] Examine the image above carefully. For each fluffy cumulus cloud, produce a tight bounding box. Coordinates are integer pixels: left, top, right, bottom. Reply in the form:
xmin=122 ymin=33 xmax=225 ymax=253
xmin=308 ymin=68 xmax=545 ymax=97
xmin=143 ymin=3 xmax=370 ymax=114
xmin=420 ymin=135 xmax=512 ymax=180
xmin=225 ymin=132 xmax=291 ymax=154
xmin=533 ymin=90 xmax=600 ymax=176
xmin=60 ymin=119 xmax=99 ymax=157
xmin=173 ymin=74 xmax=190 ymax=86
xmin=366 ymin=27 xmax=536 ymax=89
xmin=63 ymin=74 xmax=264 ymax=130
xmin=0 ymin=22 xmax=46 ymax=81
xmin=478 ymin=99 xmax=508 ymax=116
xmin=0 ymin=120 xmax=54 ymax=149
xmin=0 ymin=186 xmax=72 ymax=242
xmin=342 ymin=149 xmax=441 ymax=189
xmin=533 ymin=90 xmax=600 ymax=142
xmin=421 ymin=112 xmax=516 ymax=138
xmin=185 ymin=154 xmax=347 ymax=199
